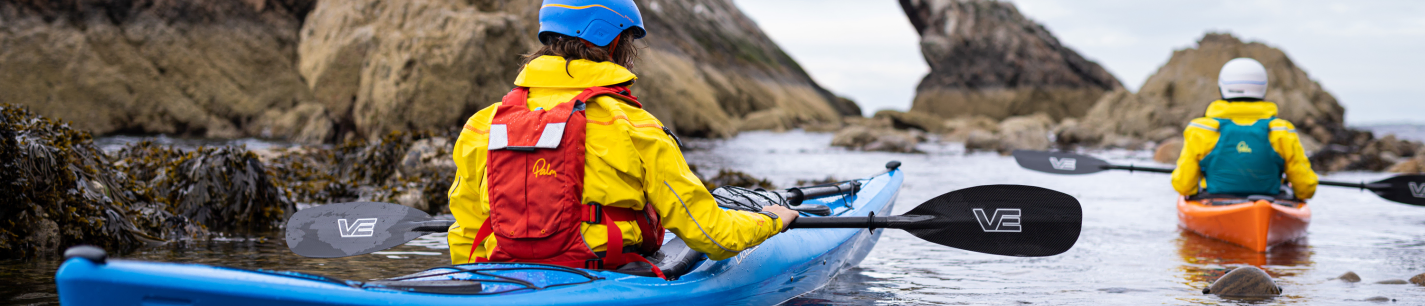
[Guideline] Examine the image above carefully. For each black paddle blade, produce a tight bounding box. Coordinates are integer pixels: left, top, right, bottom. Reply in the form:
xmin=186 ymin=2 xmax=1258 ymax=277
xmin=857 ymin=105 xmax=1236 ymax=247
xmin=1368 ymin=175 xmax=1425 ymax=206
xmin=904 ymin=185 xmax=1082 ymax=257
xmin=1012 ymin=150 xmax=1110 ymax=175
xmin=285 ymin=202 xmax=440 ymax=258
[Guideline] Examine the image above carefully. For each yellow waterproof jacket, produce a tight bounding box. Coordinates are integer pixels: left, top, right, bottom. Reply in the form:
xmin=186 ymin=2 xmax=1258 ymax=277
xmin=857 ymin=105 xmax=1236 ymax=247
xmin=1170 ymin=101 xmax=1318 ymax=198
xmin=446 ymin=55 xmax=783 ymax=264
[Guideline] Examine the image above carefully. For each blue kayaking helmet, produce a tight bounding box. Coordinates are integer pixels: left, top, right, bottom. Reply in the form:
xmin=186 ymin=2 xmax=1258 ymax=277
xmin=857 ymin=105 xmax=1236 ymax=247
xmin=539 ymin=0 xmax=646 ymax=47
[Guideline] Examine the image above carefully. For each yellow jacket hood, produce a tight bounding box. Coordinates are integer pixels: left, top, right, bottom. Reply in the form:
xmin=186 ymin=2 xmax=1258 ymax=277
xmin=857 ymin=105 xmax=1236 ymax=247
xmin=513 ymin=55 xmax=637 ymax=89
xmin=1204 ymin=100 xmax=1278 ymax=120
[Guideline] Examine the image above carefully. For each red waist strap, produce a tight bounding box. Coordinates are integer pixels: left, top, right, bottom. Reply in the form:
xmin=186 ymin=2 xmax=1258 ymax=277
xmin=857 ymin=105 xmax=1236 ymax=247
xmin=468 ymin=204 xmax=665 ymax=279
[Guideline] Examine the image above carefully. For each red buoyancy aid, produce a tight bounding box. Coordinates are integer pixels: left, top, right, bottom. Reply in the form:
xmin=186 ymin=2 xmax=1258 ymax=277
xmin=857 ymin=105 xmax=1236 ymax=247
xmin=470 ymin=86 xmax=666 ymax=279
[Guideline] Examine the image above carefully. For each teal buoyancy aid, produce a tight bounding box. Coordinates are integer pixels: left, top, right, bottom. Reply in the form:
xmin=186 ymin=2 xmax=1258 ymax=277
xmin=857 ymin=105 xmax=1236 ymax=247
xmin=1200 ymin=117 xmax=1286 ymax=195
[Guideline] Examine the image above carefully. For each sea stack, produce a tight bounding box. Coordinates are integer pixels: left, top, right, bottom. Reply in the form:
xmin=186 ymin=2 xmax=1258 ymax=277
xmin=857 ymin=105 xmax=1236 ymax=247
xmin=898 ymin=0 xmax=1121 ymax=121
xmin=1079 ymin=33 xmax=1346 ymax=146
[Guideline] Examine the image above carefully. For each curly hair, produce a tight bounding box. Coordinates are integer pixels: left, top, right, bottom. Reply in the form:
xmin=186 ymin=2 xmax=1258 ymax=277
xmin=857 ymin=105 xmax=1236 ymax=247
xmin=522 ymin=31 xmax=642 ymax=74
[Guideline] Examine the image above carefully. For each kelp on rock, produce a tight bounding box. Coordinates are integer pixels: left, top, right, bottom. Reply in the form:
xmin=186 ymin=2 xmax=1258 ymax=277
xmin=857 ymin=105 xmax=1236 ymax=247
xmin=0 ymin=105 xmax=202 ymax=258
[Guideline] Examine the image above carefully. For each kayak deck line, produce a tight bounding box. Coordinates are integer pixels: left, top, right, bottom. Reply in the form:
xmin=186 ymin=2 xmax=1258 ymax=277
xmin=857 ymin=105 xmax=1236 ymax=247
xmin=56 ymin=169 xmax=905 ymax=306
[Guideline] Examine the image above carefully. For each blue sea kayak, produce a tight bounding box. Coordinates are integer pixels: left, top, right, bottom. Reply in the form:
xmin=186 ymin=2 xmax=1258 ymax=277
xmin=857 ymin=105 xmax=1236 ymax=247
xmin=56 ymin=167 xmax=903 ymax=306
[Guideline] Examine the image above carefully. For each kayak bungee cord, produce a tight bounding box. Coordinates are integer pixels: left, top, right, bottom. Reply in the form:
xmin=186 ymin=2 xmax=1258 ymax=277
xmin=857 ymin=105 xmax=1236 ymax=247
xmin=710 ymin=185 xmax=790 ymax=211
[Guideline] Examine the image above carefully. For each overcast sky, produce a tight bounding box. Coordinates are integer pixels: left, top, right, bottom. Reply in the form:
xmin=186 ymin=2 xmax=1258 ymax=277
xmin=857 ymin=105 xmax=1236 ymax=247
xmin=731 ymin=0 xmax=1425 ymax=125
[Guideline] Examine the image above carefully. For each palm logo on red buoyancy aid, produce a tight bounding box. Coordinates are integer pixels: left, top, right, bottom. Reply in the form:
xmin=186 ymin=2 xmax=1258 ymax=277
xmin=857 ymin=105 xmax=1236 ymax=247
xmin=471 ymin=86 xmax=667 ymax=279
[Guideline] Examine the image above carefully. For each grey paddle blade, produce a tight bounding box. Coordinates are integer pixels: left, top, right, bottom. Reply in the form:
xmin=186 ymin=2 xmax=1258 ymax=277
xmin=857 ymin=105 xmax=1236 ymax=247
xmin=285 ymin=202 xmax=450 ymax=258
xmin=1368 ymin=175 xmax=1425 ymax=206
xmin=1012 ymin=150 xmax=1111 ymax=175
xmin=904 ymin=185 xmax=1082 ymax=257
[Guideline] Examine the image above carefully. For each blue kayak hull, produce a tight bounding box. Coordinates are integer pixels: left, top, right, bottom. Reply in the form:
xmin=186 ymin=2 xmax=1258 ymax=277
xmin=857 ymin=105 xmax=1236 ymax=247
xmin=56 ymin=169 xmax=902 ymax=306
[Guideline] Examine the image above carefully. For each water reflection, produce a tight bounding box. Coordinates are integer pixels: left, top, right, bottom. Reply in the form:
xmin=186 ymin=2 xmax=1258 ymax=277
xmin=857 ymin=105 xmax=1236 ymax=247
xmin=1176 ymin=232 xmax=1309 ymax=291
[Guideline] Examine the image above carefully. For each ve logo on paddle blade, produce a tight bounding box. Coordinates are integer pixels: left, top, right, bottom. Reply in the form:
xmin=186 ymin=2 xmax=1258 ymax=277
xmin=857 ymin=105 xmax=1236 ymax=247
xmin=338 ymin=218 xmax=377 ymax=237
xmin=1411 ymin=182 xmax=1425 ymax=198
xmin=1049 ymin=157 xmax=1077 ymax=171
xmin=973 ymin=208 xmax=1022 ymax=232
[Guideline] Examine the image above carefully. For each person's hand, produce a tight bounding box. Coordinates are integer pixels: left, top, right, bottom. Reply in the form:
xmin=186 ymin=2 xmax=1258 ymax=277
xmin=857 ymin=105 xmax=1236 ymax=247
xmin=761 ymin=205 xmax=798 ymax=232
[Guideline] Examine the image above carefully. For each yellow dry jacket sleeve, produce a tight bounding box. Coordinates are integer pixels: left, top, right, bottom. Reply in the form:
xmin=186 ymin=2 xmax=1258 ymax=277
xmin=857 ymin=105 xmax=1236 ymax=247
xmin=1171 ymin=118 xmax=1221 ymax=196
xmin=447 ymin=103 xmax=499 ymax=264
xmin=1268 ymin=119 xmax=1318 ymax=199
xmin=627 ymin=114 xmax=782 ymax=261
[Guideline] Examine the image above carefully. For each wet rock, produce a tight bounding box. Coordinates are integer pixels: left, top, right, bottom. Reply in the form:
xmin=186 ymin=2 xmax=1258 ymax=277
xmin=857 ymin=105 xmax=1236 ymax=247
xmin=1375 ymin=279 xmax=1407 ymax=285
xmin=114 ymin=142 xmax=296 ymax=233
xmin=0 ymin=0 xmax=327 ymax=142
xmin=963 ymin=130 xmax=1002 ymax=152
xmin=0 ymin=105 xmax=205 ymax=259
xmin=942 ymin=116 xmax=1000 ymax=142
xmin=994 ymin=114 xmax=1054 ymax=153
xmin=899 ymin=0 xmax=1121 ymax=121
xmin=398 ymin=137 xmax=456 ymax=179
xmin=874 ymin=110 xmax=946 ymax=133
xmin=1203 ymin=266 xmax=1281 ymax=297
xmin=1410 ymin=273 xmax=1425 ymax=286
xmin=1154 ymin=139 xmax=1185 ymax=164
xmin=1338 ymin=271 xmax=1362 ymax=283
xmin=266 ymin=131 xmax=455 ymax=214
xmin=831 ymin=125 xmax=920 ymax=153
xmin=795 ymin=176 xmax=840 ymax=187
xmin=1080 ymin=33 xmax=1345 ymax=149
xmin=703 ymin=170 xmax=775 ymax=190
xmin=1051 ymin=119 xmax=1100 ymax=149
xmin=396 ymin=189 xmax=428 ymax=212
xmin=1363 ymin=296 xmax=1393 ymax=303
xmin=739 ymin=109 xmax=800 ymax=132
xmin=302 ymin=0 xmax=854 ymax=140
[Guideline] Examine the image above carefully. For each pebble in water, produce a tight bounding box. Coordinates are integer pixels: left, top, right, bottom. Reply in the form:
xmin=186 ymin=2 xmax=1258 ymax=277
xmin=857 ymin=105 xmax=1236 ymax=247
xmin=1338 ymin=271 xmax=1362 ymax=283
xmin=1412 ymin=273 xmax=1425 ymax=286
xmin=1363 ymin=296 xmax=1394 ymax=303
xmin=1375 ymin=279 xmax=1408 ymax=285
xmin=1203 ymin=266 xmax=1281 ymax=297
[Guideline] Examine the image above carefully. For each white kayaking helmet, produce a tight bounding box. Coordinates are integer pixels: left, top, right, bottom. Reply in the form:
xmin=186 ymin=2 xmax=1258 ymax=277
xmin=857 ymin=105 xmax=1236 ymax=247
xmin=1218 ymin=58 xmax=1268 ymax=100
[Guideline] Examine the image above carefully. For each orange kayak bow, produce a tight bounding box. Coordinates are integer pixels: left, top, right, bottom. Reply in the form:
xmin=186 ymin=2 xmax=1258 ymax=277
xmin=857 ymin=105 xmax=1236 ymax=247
xmin=1176 ymin=197 xmax=1310 ymax=252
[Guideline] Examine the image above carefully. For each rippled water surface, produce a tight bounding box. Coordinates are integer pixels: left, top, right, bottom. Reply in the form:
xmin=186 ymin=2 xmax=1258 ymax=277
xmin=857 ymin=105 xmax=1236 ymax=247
xmin=6 ymin=131 xmax=1425 ymax=305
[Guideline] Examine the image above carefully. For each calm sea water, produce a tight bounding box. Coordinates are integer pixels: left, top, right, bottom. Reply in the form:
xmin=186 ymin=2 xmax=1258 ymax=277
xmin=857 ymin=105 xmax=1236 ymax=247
xmin=5 ymin=130 xmax=1424 ymax=305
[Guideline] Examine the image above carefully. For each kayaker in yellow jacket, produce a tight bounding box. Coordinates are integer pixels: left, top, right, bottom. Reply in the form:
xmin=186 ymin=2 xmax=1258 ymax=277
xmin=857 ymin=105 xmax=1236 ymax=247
xmin=1171 ymin=58 xmax=1318 ymax=199
xmin=446 ymin=0 xmax=797 ymax=267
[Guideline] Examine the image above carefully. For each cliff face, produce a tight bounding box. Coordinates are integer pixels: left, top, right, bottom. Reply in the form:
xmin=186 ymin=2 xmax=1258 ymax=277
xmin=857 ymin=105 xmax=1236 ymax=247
xmin=299 ymin=0 xmax=856 ymax=139
xmin=899 ymin=0 xmax=1121 ymax=121
xmin=0 ymin=0 xmax=330 ymax=142
xmin=1081 ymin=33 xmax=1347 ymax=144
xmin=0 ymin=0 xmax=852 ymax=141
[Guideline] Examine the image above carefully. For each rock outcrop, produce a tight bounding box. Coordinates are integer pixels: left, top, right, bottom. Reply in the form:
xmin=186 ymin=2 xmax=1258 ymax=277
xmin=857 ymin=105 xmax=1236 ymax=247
xmin=898 ymin=0 xmax=1121 ymax=121
xmin=1080 ymin=33 xmax=1345 ymax=146
xmin=297 ymin=0 xmax=857 ymax=139
xmin=0 ymin=0 xmax=330 ymax=142
xmin=3 ymin=0 xmax=855 ymax=142
xmin=1077 ymin=33 xmax=1423 ymax=172
xmin=1 ymin=105 xmax=189 ymax=258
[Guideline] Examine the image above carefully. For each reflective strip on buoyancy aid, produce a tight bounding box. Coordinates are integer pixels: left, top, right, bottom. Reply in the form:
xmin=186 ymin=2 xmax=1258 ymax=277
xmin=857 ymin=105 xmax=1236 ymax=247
xmin=1200 ymin=117 xmax=1286 ymax=195
xmin=471 ymin=86 xmax=665 ymax=279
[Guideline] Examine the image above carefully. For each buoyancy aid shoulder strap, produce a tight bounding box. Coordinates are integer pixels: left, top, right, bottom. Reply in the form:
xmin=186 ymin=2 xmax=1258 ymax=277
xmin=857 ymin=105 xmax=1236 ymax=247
xmin=490 ymin=87 xmax=582 ymax=151
xmin=500 ymin=87 xmax=531 ymax=107
xmin=573 ymin=86 xmax=642 ymax=108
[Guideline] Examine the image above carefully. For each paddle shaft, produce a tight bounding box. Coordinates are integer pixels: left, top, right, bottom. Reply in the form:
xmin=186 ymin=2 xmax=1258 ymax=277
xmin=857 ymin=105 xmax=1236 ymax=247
xmin=1100 ymin=164 xmax=1385 ymax=190
xmin=412 ymin=220 xmax=455 ymax=232
xmin=414 ymin=215 xmax=939 ymax=231
xmin=788 ymin=214 xmax=936 ymax=229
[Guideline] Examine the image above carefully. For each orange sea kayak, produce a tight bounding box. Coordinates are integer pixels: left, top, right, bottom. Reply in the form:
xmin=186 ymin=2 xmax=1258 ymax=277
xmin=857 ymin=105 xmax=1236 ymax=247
xmin=1176 ymin=197 xmax=1310 ymax=252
